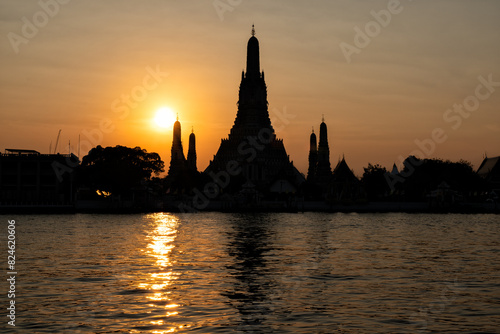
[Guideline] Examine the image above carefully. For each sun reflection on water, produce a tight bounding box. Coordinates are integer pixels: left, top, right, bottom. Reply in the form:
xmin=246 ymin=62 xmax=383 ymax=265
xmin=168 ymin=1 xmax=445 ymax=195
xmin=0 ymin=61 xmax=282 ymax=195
xmin=142 ymin=213 xmax=182 ymax=331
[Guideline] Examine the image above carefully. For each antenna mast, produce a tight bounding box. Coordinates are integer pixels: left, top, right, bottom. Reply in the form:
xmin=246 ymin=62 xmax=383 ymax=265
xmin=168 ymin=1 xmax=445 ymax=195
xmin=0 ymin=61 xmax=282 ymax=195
xmin=54 ymin=129 xmax=61 ymax=154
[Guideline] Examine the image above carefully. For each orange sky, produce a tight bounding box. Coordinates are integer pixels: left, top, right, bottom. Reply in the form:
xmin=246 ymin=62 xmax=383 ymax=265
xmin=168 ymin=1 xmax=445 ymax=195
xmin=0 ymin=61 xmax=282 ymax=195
xmin=1 ymin=1 xmax=499 ymax=176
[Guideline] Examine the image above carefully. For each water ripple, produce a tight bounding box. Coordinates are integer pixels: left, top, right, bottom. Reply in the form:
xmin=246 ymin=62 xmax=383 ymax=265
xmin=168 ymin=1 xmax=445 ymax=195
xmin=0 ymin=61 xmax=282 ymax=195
xmin=3 ymin=212 xmax=499 ymax=333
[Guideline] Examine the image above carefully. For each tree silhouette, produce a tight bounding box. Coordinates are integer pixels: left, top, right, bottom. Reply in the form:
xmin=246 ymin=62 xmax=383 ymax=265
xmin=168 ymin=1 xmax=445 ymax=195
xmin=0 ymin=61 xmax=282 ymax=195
xmin=77 ymin=145 xmax=164 ymax=196
xmin=362 ymin=163 xmax=390 ymax=200
xmin=397 ymin=157 xmax=485 ymax=201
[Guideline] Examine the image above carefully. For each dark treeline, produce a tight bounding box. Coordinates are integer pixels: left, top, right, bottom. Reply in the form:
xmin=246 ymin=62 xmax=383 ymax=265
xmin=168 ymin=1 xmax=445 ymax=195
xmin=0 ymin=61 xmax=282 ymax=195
xmin=76 ymin=145 xmax=165 ymax=206
xmin=363 ymin=156 xmax=488 ymax=202
xmin=73 ymin=145 xmax=498 ymax=212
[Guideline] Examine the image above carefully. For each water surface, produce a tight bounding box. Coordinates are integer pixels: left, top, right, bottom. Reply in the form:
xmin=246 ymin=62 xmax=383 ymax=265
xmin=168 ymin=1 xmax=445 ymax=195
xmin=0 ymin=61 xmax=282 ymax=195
xmin=1 ymin=213 xmax=499 ymax=333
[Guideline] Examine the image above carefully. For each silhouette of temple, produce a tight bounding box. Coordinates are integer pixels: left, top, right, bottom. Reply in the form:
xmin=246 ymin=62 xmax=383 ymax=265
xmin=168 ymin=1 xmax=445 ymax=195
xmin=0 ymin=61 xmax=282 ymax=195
xmin=330 ymin=156 xmax=364 ymax=203
xmin=477 ymin=156 xmax=500 ymax=192
xmin=307 ymin=119 xmax=365 ymax=202
xmin=309 ymin=116 xmax=332 ymax=186
xmin=205 ymin=26 xmax=304 ymax=196
xmin=307 ymin=128 xmax=318 ymax=182
xmin=187 ymin=128 xmax=197 ymax=172
xmin=166 ymin=118 xmax=199 ymax=193
xmin=168 ymin=117 xmax=186 ymax=177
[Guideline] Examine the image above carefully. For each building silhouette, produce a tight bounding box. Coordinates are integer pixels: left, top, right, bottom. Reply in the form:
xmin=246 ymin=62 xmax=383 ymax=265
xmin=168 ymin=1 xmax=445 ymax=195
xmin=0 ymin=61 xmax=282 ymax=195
xmin=187 ymin=128 xmax=197 ymax=172
xmin=0 ymin=149 xmax=77 ymax=207
xmin=166 ymin=119 xmax=198 ymax=193
xmin=315 ymin=116 xmax=332 ymax=186
xmin=307 ymin=128 xmax=317 ymax=182
xmin=307 ymin=117 xmax=332 ymax=195
xmin=330 ymin=156 xmax=364 ymax=203
xmin=477 ymin=156 xmax=500 ymax=193
xmin=168 ymin=117 xmax=187 ymax=177
xmin=205 ymin=26 xmax=303 ymax=197
xmin=306 ymin=119 xmax=365 ymax=202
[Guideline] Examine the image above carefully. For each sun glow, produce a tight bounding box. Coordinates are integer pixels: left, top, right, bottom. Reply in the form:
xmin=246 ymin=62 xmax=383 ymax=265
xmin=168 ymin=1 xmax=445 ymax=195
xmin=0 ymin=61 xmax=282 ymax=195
xmin=154 ymin=107 xmax=177 ymax=129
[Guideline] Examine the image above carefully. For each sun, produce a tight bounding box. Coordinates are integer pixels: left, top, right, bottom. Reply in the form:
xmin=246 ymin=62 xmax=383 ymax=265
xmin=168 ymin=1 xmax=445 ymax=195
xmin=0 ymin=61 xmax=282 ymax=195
xmin=154 ymin=107 xmax=177 ymax=129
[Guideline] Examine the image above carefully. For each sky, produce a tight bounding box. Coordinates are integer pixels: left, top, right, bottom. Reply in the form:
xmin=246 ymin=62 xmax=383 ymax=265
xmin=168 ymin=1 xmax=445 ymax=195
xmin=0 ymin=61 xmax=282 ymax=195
xmin=1 ymin=0 xmax=499 ymax=176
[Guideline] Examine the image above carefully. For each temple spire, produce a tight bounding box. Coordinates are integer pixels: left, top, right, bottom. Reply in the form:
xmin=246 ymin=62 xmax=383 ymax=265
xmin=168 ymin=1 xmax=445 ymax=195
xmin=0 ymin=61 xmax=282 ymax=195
xmin=168 ymin=118 xmax=186 ymax=177
xmin=187 ymin=128 xmax=197 ymax=172
xmin=246 ymin=25 xmax=260 ymax=78
xmin=205 ymin=27 xmax=302 ymax=193
xmin=307 ymin=128 xmax=318 ymax=181
xmin=317 ymin=117 xmax=332 ymax=183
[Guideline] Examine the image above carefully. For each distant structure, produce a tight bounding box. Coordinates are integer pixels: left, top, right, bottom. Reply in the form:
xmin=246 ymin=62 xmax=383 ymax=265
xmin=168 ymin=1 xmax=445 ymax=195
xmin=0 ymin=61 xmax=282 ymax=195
xmin=477 ymin=156 xmax=500 ymax=192
xmin=307 ymin=128 xmax=317 ymax=181
xmin=205 ymin=26 xmax=304 ymax=197
xmin=391 ymin=163 xmax=399 ymax=175
xmin=307 ymin=117 xmax=332 ymax=194
xmin=187 ymin=128 xmax=197 ymax=172
xmin=0 ymin=149 xmax=78 ymax=207
xmin=330 ymin=156 xmax=363 ymax=203
xmin=306 ymin=119 xmax=365 ymax=202
xmin=168 ymin=117 xmax=187 ymax=177
xmin=166 ymin=119 xmax=198 ymax=193
xmin=316 ymin=116 xmax=332 ymax=186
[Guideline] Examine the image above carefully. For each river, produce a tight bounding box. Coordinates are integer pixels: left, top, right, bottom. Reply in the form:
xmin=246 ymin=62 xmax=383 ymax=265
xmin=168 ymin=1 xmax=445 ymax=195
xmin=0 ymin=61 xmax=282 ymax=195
xmin=1 ymin=213 xmax=499 ymax=333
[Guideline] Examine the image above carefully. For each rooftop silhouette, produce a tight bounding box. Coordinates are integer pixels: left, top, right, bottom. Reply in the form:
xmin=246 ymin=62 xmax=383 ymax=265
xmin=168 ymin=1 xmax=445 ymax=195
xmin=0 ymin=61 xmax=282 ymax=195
xmin=204 ymin=26 xmax=304 ymax=198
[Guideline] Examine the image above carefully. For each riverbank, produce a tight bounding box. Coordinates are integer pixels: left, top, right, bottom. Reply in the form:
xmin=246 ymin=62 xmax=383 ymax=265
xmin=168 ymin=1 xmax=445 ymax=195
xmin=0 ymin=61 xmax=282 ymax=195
xmin=2 ymin=201 xmax=497 ymax=214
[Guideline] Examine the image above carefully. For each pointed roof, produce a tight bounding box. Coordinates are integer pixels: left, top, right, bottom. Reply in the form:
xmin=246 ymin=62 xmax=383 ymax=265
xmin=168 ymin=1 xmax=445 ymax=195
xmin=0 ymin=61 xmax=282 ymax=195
xmin=477 ymin=156 xmax=500 ymax=177
xmin=332 ymin=157 xmax=359 ymax=183
xmin=391 ymin=163 xmax=399 ymax=175
xmin=189 ymin=130 xmax=196 ymax=145
xmin=319 ymin=117 xmax=328 ymax=147
xmin=309 ymin=128 xmax=317 ymax=150
xmin=205 ymin=28 xmax=303 ymax=192
xmin=229 ymin=26 xmax=271 ymax=137
xmin=246 ymin=25 xmax=260 ymax=78
xmin=477 ymin=156 xmax=500 ymax=186
xmin=310 ymin=127 xmax=317 ymax=145
xmin=173 ymin=119 xmax=181 ymax=140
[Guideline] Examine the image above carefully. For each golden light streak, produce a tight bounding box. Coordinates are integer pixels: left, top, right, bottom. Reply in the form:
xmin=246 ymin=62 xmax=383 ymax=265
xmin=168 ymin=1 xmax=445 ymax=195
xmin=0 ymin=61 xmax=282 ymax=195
xmin=140 ymin=213 xmax=181 ymax=331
